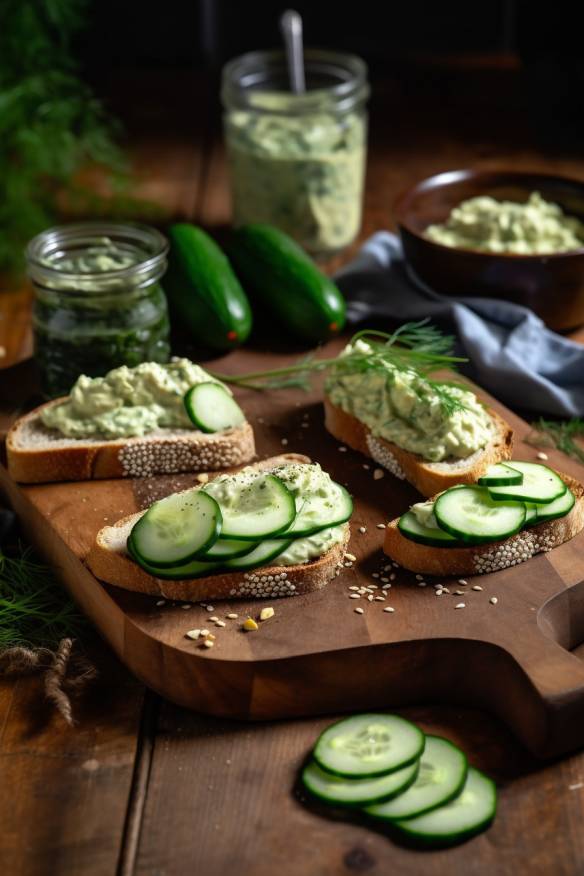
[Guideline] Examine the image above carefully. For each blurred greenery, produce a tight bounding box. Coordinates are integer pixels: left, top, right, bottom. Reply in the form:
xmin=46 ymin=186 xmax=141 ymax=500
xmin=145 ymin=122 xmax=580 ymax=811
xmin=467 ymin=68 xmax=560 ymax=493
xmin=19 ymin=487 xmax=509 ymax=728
xmin=0 ymin=0 xmax=149 ymax=277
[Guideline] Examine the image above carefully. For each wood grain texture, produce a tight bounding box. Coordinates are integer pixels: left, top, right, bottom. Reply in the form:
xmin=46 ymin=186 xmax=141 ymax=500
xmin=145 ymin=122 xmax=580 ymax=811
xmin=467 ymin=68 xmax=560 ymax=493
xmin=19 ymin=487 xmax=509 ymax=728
xmin=3 ymin=349 xmax=584 ymax=758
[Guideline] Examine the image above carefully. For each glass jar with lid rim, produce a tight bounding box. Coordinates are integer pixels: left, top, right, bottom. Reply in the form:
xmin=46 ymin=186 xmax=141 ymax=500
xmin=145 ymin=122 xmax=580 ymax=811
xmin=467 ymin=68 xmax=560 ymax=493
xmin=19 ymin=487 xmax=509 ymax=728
xmin=27 ymin=221 xmax=171 ymax=398
xmin=222 ymin=49 xmax=370 ymax=256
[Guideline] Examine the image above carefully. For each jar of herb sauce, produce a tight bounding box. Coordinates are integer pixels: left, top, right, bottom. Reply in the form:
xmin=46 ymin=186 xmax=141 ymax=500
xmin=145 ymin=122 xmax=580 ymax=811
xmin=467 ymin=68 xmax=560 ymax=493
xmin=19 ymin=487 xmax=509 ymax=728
xmin=222 ymin=49 xmax=369 ymax=255
xmin=26 ymin=223 xmax=171 ymax=398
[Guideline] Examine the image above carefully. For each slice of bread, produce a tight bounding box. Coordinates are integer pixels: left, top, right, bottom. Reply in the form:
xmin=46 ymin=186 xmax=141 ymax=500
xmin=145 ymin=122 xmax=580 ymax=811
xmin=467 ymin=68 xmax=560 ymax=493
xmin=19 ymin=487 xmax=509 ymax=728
xmin=324 ymin=396 xmax=513 ymax=498
xmin=6 ymin=398 xmax=256 ymax=484
xmin=383 ymin=471 xmax=584 ymax=577
xmin=86 ymin=454 xmax=351 ymax=601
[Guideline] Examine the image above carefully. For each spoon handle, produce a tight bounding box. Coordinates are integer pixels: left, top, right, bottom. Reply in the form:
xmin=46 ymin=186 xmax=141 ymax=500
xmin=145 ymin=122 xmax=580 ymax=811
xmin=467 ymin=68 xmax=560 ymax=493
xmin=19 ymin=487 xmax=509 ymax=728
xmin=280 ymin=9 xmax=306 ymax=94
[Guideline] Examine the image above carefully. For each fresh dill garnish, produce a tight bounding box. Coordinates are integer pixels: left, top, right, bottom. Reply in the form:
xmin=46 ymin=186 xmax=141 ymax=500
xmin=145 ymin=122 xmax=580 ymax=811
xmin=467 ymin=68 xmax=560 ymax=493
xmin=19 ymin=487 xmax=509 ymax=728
xmin=0 ymin=545 xmax=87 ymax=651
xmin=528 ymin=418 xmax=584 ymax=463
xmin=212 ymin=320 xmax=470 ymax=415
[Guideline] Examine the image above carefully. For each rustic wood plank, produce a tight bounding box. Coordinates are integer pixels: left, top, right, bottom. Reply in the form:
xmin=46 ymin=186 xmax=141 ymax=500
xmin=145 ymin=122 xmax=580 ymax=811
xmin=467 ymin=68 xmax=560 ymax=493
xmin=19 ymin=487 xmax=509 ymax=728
xmin=134 ymin=701 xmax=584 ymax=876
xmin=0 ymin=642 xmax=144 ymax=876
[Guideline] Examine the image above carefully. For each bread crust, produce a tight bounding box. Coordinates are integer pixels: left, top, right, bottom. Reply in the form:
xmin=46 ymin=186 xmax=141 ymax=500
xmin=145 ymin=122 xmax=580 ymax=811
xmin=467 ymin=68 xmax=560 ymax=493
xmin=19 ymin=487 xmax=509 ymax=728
xmin=324 ymin=396 xmax=513 ymax=498
xmin=7 ymin=398 xmax=256 ymax=484
xmin=383 ymin=471 xmax=584 ymax=576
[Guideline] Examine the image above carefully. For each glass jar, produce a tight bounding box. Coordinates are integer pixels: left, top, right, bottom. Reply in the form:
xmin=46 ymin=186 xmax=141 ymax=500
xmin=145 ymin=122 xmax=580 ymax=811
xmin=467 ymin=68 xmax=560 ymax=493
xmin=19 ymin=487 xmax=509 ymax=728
xmin=222 ymin=49 xmax=369 ymax=256
xmin=26 ymin=222 xmax=171 ymax=398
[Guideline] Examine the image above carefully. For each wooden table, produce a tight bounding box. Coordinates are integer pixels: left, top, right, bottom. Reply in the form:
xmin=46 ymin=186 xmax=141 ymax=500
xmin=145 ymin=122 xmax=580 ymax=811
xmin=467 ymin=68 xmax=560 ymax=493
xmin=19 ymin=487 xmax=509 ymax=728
xmin=2 ymin=68 xmax=584 ymax=875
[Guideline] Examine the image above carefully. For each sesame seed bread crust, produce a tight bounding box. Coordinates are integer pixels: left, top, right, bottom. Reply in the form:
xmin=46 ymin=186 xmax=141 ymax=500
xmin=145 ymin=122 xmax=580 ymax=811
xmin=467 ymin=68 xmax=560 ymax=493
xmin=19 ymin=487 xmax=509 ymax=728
xmin=86 ymin=454 xmax=351 ymax=601
xmin=383 ymin=471 xmax=584 ymax=577
xmin=6 ymin=398 xmax=256 ymax=484
xmin=323 ymin=396 xmax=514 ymax=498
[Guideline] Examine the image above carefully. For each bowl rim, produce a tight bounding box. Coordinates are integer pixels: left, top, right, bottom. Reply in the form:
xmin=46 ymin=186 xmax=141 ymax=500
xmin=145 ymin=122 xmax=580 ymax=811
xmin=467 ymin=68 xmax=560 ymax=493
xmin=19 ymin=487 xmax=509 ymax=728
xmin=393 ymin=168 xmax=584 ymax=261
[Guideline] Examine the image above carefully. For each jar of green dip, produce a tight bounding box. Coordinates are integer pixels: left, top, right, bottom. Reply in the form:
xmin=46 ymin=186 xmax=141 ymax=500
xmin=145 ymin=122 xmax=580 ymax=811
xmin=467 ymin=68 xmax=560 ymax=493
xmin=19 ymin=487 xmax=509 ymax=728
xmin=26 ymin=222 xmax=171 ymax=398
xmin=222 ymin=49 xmax=369 ymax=255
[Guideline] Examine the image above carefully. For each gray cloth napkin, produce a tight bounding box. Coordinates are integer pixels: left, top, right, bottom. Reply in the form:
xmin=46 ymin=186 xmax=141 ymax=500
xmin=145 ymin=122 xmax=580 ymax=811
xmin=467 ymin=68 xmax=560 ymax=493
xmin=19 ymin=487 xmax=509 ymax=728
xmin=335 ymin=232 xmax=584 ymax=417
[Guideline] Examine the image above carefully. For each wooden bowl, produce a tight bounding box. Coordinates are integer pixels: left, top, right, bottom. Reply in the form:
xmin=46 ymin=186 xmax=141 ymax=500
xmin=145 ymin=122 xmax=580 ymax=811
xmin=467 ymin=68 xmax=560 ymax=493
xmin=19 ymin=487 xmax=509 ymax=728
xmin=394 ymin=169 xmax=584 ymax=331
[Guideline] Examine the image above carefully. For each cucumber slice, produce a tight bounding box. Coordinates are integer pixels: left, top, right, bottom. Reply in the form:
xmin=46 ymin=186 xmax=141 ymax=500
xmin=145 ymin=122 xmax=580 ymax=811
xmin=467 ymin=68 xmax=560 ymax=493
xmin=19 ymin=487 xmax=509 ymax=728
xmin=302 ymin=758 xmax=419 ymax=808
xmin=398 ymin=511 xmax=462 ymax=548
xmin=478 ymin=462 xmax=523 ymax=487
xmin=275 ymin=483 xmax=353 ymax=538
xmin=531 ymin=488 xmax=575 ymax=524
xmin=524 ymin=503 xmax=539 ymax=526
xmin=130 ymin=489 xmax=222 ymax=567
xmin=127 ymin=533 xmax=220 ymax=579
xmin=223 ymin=538 xmax=293 ymax=570
xmin=392 ymin=767 xmax=497 ymax=848
xmin=313 ymin=714 xmax=425 ymax=779
xmin=184 ymin=382 xmax=245 ymax=433
xmin=197 ymin=537 xmax=258 ymax=560
xmin=434 ymin=486 xmax=525 ymax=544
xmin=489 ymin=461 xmax=566 ymax=504
xmin=364 ymin=736 xmax=468 ymax=821
xmin=210 ymin=474 xmax=296 ymax=540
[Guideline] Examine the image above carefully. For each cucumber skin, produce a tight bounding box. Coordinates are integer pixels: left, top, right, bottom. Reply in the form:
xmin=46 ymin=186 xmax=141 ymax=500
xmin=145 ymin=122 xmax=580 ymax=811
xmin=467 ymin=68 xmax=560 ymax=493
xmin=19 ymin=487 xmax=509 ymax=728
xmin=165 ymin=224 xmax=252 ymax=351
xmin=229 ymin=224 xmax=346 ymax=343
xmin=302 ymin=760 xmax=420 ymax=809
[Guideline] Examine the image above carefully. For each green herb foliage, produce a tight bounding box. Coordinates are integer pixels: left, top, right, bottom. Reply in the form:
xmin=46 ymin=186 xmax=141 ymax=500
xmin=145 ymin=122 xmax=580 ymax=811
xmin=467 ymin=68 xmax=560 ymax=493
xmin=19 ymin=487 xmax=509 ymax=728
xmin=0 ymin=0 xmax=126 ymax=275
xmin=529 ymin=418 xmax=584 ymax=463
xmin=0 ymin=545 xmax=86 ymax=650
xmin=212 ymin=320 xmax=470 ymax=416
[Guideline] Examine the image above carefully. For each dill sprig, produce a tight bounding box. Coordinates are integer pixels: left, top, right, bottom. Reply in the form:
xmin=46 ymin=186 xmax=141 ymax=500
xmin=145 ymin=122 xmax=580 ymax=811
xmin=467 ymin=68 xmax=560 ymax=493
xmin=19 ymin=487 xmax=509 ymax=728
xmin=528 ymin=418 xmax=584 ymax=463
xmin=212 ymin=320 xmax=469 ymax=414
xmin=0 ymin=545 xmax=87 ymax=651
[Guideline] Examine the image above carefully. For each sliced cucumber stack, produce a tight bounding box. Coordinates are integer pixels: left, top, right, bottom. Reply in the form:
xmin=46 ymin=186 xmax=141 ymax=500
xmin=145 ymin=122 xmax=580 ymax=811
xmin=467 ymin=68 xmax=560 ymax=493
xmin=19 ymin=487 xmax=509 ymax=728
xmin=313 ymin=714 xmax=425 ymax=778
xmin=302 ymin=758 xmax=419 ymax=808
xmin=488 ymin=461 xmax=566 ymax=504
xmin=209 ymin=474 xmax=296 ymax=540
xmin=392 ymin=767 xmax=497 ymax=848
xmin=398 ymin=511 xmax=462 ymax=548
xmin=197 ymin=537 xmax=257 ymax=560
xmin=130 ymin=489 xmax=222 ymax=567
xmin=364 ymin=736 xmax=468 ymax=821
xmin=434 ymin=486 xmax=526 ymax=544
xmin=224 ymin=538 xmax=293 ymax=570
xmin=184 ymin=382 xmax=246 ymax=433
xmin=277 ymin=484 xmax=353 ymax=538
xmin=127 ymin=535 xmax=220 ymax=579
xmin=478 ymin=462 xmax=523 ymax=486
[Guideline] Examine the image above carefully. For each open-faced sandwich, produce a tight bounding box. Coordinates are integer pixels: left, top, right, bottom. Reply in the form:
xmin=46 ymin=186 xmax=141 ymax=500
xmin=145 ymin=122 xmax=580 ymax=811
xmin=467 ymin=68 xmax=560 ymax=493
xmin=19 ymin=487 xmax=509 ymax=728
xmin=87 ymin=455 xmax=352 ymax=601
xmin=383 ymin=461 xmax=584 ymax=576
xmin=7 ymin=358 xmax=255 ymax=483
xmin=323 ymin=335 xmax=513 ymax=498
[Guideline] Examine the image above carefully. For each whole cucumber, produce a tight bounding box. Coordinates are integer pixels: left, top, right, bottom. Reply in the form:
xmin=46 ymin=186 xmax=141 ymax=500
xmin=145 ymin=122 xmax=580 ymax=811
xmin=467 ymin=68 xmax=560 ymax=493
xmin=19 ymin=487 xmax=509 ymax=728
xmin=229 ymin=225 xmax=346 ymax=343
xmin=165 ymin=224 xmax=252 ymax=351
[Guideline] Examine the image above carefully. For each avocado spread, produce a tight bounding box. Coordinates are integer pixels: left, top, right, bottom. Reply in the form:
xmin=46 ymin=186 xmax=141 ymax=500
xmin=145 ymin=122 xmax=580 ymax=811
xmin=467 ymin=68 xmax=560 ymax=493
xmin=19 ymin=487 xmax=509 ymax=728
xmin=410 ymin=500 xmax=439 ymax=528
xmin=426 ymin=191 xmax=584 ymax=254
xmin=325 ymin=340 xmax=492 ymax=463
xmin=41 ymin=359 xmax=226 ymax=440
xmin=202 ymin=462 xmax=346 ymax=565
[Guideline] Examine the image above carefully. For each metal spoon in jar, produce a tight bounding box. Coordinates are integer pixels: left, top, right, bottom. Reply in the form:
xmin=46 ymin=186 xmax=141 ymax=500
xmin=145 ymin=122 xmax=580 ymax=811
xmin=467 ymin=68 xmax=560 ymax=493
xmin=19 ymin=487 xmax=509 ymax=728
xmin=280 ymin=9 xmax=306 ymax=94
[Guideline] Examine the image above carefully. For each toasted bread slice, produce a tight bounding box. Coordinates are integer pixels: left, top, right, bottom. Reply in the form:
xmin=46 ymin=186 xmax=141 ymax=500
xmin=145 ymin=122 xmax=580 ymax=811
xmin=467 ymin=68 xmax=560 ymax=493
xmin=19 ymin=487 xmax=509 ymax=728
xmin=324 ymin=396 xmax=513 ymax=498
xmin=6 ymin=398 xmax=256 ymax=484
xmin=383 ymin=471 xmax=584 ymax=577
xmin=86 ymin=453 xmax=351 ymax=601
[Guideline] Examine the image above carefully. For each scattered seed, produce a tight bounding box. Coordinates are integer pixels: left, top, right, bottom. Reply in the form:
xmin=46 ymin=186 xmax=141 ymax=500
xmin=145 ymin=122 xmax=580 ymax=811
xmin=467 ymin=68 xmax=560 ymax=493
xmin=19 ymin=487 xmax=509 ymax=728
xmin=436 ymin=590 xmax=443 ymax=596
xmin=344 ymin=562 xmax=353 ymax=567
xmin=182 ymin=604 xmax=191 ymax=610
xmin=358 ymin=526 xmax=367 ymax=534
xmin=455 ymin=603 xmax=466 ymax=610
xmin=490 ymin=597 xmax=498 ymax=605
xmin=417 ymin=581 xmax=427 ymax=588
xmin=374 ymin=596 xmax=385 ymax=602
xmin=243 ymin=617 xmax=259 ymax=631
xmin=383 ymin=606 xmax=395 ymax=613
xmin=372 ymin=573 xmax=380 ymax=579
xmin=354 ymin=607 xmax=365 ymax=614
xmin=156 ymin=600 xmax=165 ymax=607
xmin=206 ymin=605 xmax=215 ymax=612
xmin=392 ymin=562 xmax=399 ymax=568
xmin=415 ymin=574 xmax=424 ymax=580
xmin=215 ymin=620 xmax=226 ymax=628
xmin=345 ymin=552 xmax=357 ymax=562
xmin=260 ymin=607 xmax=275 ymax=621
xmin=203 ymin=639 xmax=214 ymax=649
xmin=390 ymin=573 xmax=396 ymax=581
xmin=367 ymin=595 xmax=374 ymax=602
xmin=349 ymin=594 xmax=360 ymax=600
xmin=226 ymin=613 xmax=238 ymax=619
xmin=442 ymin=587 xmax=450 ymax=594
xmin=376 ymin=523 xmax=386 ymax=529
xmin=301 ymin=422 xmax=309 ymax=428
xmin=472 ymin=585 xmax=483 ymax=592
xmin=196 ymin=472 xmax=209 ymax=483
xmin=382 ymin=583 xmax=392 ymax=590
xmin=373 ymin=468 xmax=385 ymax=480
xmin=458 ymin=579 xmax=468 ymax=586
xmin=380 ymin=577 xmax=389 ymax=583
xmin=537 ymin=451 xmax=549 ymax=460
xmin=209 ymin=616 xmax=219 ymax=622
xmin=204 ymin=633 xmax=216 ymax=641
xmin=338 ymin=446 xmax=347 ymax=452
xmin=185 ymin=629 xmax=201 ymax=640
xmin=454 ymin=590 xmax=464 ymax=595
xmin=200 ymin=628 xmax=210 ymax=636
xmin=569 ymin=782 xmax=583 ymax=791
xmin=363 ymin=464 xmax=370 ymax=470
xmin=281 ymin=438 xmax=289 ymax=446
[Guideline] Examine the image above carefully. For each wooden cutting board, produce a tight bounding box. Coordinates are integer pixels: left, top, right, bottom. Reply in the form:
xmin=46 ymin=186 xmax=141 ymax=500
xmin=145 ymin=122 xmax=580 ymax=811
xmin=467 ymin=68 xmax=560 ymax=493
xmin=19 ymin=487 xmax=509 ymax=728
xmin=2 ymin=350 xmax=584 ymax=760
